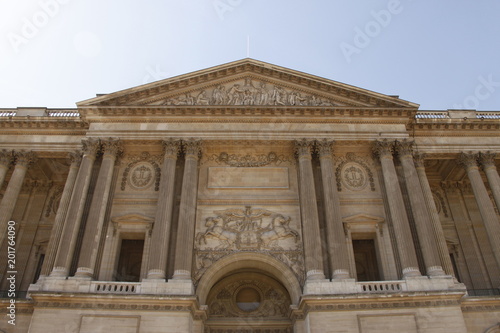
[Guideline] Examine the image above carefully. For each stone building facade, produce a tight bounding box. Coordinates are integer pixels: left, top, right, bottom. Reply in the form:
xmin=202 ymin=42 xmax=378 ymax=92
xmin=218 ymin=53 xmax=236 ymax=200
xmin=0 ymin=59 xmax=499 ymax=332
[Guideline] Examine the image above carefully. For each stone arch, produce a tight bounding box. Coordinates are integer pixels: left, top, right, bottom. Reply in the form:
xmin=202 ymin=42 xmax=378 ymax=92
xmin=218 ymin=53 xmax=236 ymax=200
xmin=197 ymin=252 xmax=301 ymax=305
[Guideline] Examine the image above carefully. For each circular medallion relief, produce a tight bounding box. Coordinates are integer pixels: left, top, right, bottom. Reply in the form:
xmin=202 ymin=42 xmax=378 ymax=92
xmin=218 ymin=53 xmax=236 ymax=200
xmin=341 ymin=162 xmax=368 ymax=191
xmin=128 ymin=162 xmax=154 ymax=190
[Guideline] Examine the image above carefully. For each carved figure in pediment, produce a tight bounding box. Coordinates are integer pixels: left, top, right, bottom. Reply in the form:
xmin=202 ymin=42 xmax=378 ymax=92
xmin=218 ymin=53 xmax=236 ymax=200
xmin=256 ymin=82 xmax=269 ymax=105
xmin=211 ymin=84 xmax=227 ymax=104
xmin=227 ymin=84 xmax=244 ymax=105
xmin=271 ymin=85 xmax=287 ymax=105
xmin=175 ymin=93 xmax=195 ymax=105
xmin=196 ymin=90 xmax=210 ymax=105
xmin=261 ymin=215 xmax=300 ymax=249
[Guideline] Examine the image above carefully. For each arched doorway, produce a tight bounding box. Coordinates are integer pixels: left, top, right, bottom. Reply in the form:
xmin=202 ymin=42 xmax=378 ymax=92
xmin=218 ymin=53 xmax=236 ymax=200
xmin=197 ymin=253 xmax=300 ymax=332
xmin=205 ymin=271 xmax=293 ymax=332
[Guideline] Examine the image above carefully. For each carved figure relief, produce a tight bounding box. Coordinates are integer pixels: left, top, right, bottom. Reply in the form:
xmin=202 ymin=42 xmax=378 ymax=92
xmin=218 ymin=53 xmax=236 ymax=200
xmin=194 ymin=206 xmax=304 ymax=284
xmin=336 ymin=153 xmax=375 ymax=192
xmin=157 ymin=78 xmax=338 ymax=107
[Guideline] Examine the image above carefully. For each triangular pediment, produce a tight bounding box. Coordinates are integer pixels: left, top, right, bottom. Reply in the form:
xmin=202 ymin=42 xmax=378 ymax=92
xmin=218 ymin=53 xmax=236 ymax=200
xmin=343 ymin=214 xmax=385 ymax=224
xmin=78 ymin=59 xmax=418 ymax=108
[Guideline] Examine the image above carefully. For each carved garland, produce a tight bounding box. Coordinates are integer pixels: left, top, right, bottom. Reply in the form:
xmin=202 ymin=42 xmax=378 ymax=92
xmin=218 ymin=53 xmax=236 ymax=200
xmin=335 ymin=153 xmax=375 ymax=192
xmin=207 ymin=152 xmax=291 ymax=167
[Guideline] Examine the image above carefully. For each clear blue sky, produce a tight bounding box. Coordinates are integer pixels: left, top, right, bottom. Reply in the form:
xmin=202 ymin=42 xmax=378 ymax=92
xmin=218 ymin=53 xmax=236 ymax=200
xmin=1 ymin=0 xmax=500 ymax=110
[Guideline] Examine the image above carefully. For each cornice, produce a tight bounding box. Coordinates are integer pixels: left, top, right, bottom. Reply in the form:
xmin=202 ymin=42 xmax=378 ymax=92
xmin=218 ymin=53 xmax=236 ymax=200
xmin=409 ymin=121 xmax=500 ymax=135
xmin=460 ymin=296 xmax=500 ymax=312
xmin=79 ymin=106 xmax=415 ymax=121
xmin=0 ymin=118 xmax=88 ymax=131
xmin=83 ymin=61 xmax=415 ymax=108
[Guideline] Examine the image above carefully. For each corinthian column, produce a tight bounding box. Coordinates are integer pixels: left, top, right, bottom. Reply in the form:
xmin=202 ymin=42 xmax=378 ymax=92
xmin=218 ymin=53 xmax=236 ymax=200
xmin=413 ymin=154 xmax=455 ymax=277
xmin=395 ymin=140 xmax=445 ymax=277
xmin=40 ymin=152 xmax=82 ymax=277
xmin=295 ymin=139 xmax=325 ymax=281
xmin=75 ymin=138 xmax=123 ymax=279
xmin=316 ymin=140 xmax=350 ymax=279
xmin=0 ymin=149 xmax=13 ymax=188
xmin=147 ymin=139 xmax=180 ymax=280
xmin=479 ymin=152 xmax=500 ymax=212
xmin=459 ymin=152 xmax=500 ymax=269
xmin=373 ymin=140 xmax=421 ymax=278
xmin=0 ymin=150 xmax=36 ymax=248
xmin=172 ymin=139 xmax=202 ymax=280
xmin=51 ymin=139 xmax=100 ymax=277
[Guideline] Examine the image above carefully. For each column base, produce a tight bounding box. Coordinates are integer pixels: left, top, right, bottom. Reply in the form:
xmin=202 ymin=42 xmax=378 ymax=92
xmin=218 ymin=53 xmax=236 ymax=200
xmin=426 ymin=265 xmax=447 ymax=277
xmin=172 ymin=269 xmax=191 ymax=280
xmin=49 ymin=266 xmax=69 ymax=278
xmin=73 ymin=267 xmax=94 ymax=280
xmin=306 ymin=269 xmax=326 ymax=281
xmin=332 ymin=269 xmax=350 ymax=280
xmin=402 ymin=267 xmax=422 ymax=278
xmin=147 ymin=269 xmax=166 ymax=280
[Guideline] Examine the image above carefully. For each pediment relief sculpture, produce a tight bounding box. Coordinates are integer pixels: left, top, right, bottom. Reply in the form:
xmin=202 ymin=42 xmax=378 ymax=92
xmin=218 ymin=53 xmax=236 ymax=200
xmin=149 ymin=78 xmax=340 ymax=107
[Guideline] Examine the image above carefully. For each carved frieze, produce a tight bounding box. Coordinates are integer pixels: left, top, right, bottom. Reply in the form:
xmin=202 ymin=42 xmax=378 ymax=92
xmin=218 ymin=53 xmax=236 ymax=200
xmin=335 ymin=153 xmax=375 ymax=192
xmin=194 ymin=206 xmax=304 ymax=284
xmin=154 ymin=78 xmax=339 ymax=107
xmin=207 ymin=152 xmax=291 ymax=167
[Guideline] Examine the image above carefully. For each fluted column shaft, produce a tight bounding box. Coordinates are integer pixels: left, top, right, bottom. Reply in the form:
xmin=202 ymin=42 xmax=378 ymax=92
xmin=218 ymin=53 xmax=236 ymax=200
xmin=0 ymin=151 xmax=36 ymax=248
xmin=414 ymin=154 xmax=455 ymax=277
xmin=75 ymin=139 xmax=122 ymax=278
xmin=0 ymin=149 xmax=13 ymax=189
xmin=39 ymin=152 xmax=82 ymax=277
xmin=373 ymin=140 xmax=421 ymax=278
xmin=459 ymin=153 xmax=500 ymax=269
xmin=295 ymin=140 xmax=325 ymax=281
xmin=396 ymin=141 xmax=445 ymax=276
xmin=316 ymin=140 xmax=350 ymax=279
xmin=172 ymin=139 xmax=202 ymax=280
xmin=51 ymin=139 xmax=100 ymax=277
xmin=479 ymin=152 xmax=500 ymax=212
xmin=147 ymin=139 xmax=180 ymax=280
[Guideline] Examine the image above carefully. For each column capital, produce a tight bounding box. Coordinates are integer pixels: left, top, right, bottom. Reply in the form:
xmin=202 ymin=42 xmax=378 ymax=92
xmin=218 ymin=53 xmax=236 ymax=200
xmin=182 ymin=139 xmax=202 ymax=159
xmin=101 ymin=138 xmax=124 ymax=158
xmin=372 ymin=139 xmax=395 ymax=160
xmin=81 ymin=138 xmax=100 ymax=157
xmin=68 ymin=151 xmax=83 ymax=167
xmin=294 ymin=139 xmax=314 ymax=159
xmin=14 ymin=150 xmax=37 ymax=168
xmin=479 ymin=151 xmax=498 ymax=169
xmin=458 ymin=152 xmax=479 ymax=170
xmin=162 ymin=139 xmax=181 ymax=159
xmin=315 ymin=139 xmax=335 ymax=158
xmin=413 ymin=152 xmax=428 ymax=168
xmin=395 ymin=139 xmax=415 ymax=158
xmin=0 ymin=149 xmax=13 ymax=168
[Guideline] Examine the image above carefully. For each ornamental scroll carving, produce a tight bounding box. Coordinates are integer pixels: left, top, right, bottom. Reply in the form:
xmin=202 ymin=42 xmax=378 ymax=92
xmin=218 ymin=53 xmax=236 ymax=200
xmin=207 ymin=277 xmax=290 ymax=318
xmin=335 ymin=153 xmax=375 ymax=192
xmin=194 ymin=206 xmax=304 ymax=284
xmin=207 ymin=152 xmax=291 ymax=167
xmin=121 ymin=152 xmax=162 ymax=191
xmin=157 ymin=78 xmax=338 ymax=107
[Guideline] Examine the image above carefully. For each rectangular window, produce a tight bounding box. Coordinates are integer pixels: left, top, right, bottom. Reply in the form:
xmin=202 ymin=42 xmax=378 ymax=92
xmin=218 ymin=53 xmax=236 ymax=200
xmin=353 ymin=239 xmax=380 ymax=281
xmin=115 ymin=239 xmax=145 ymax=282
